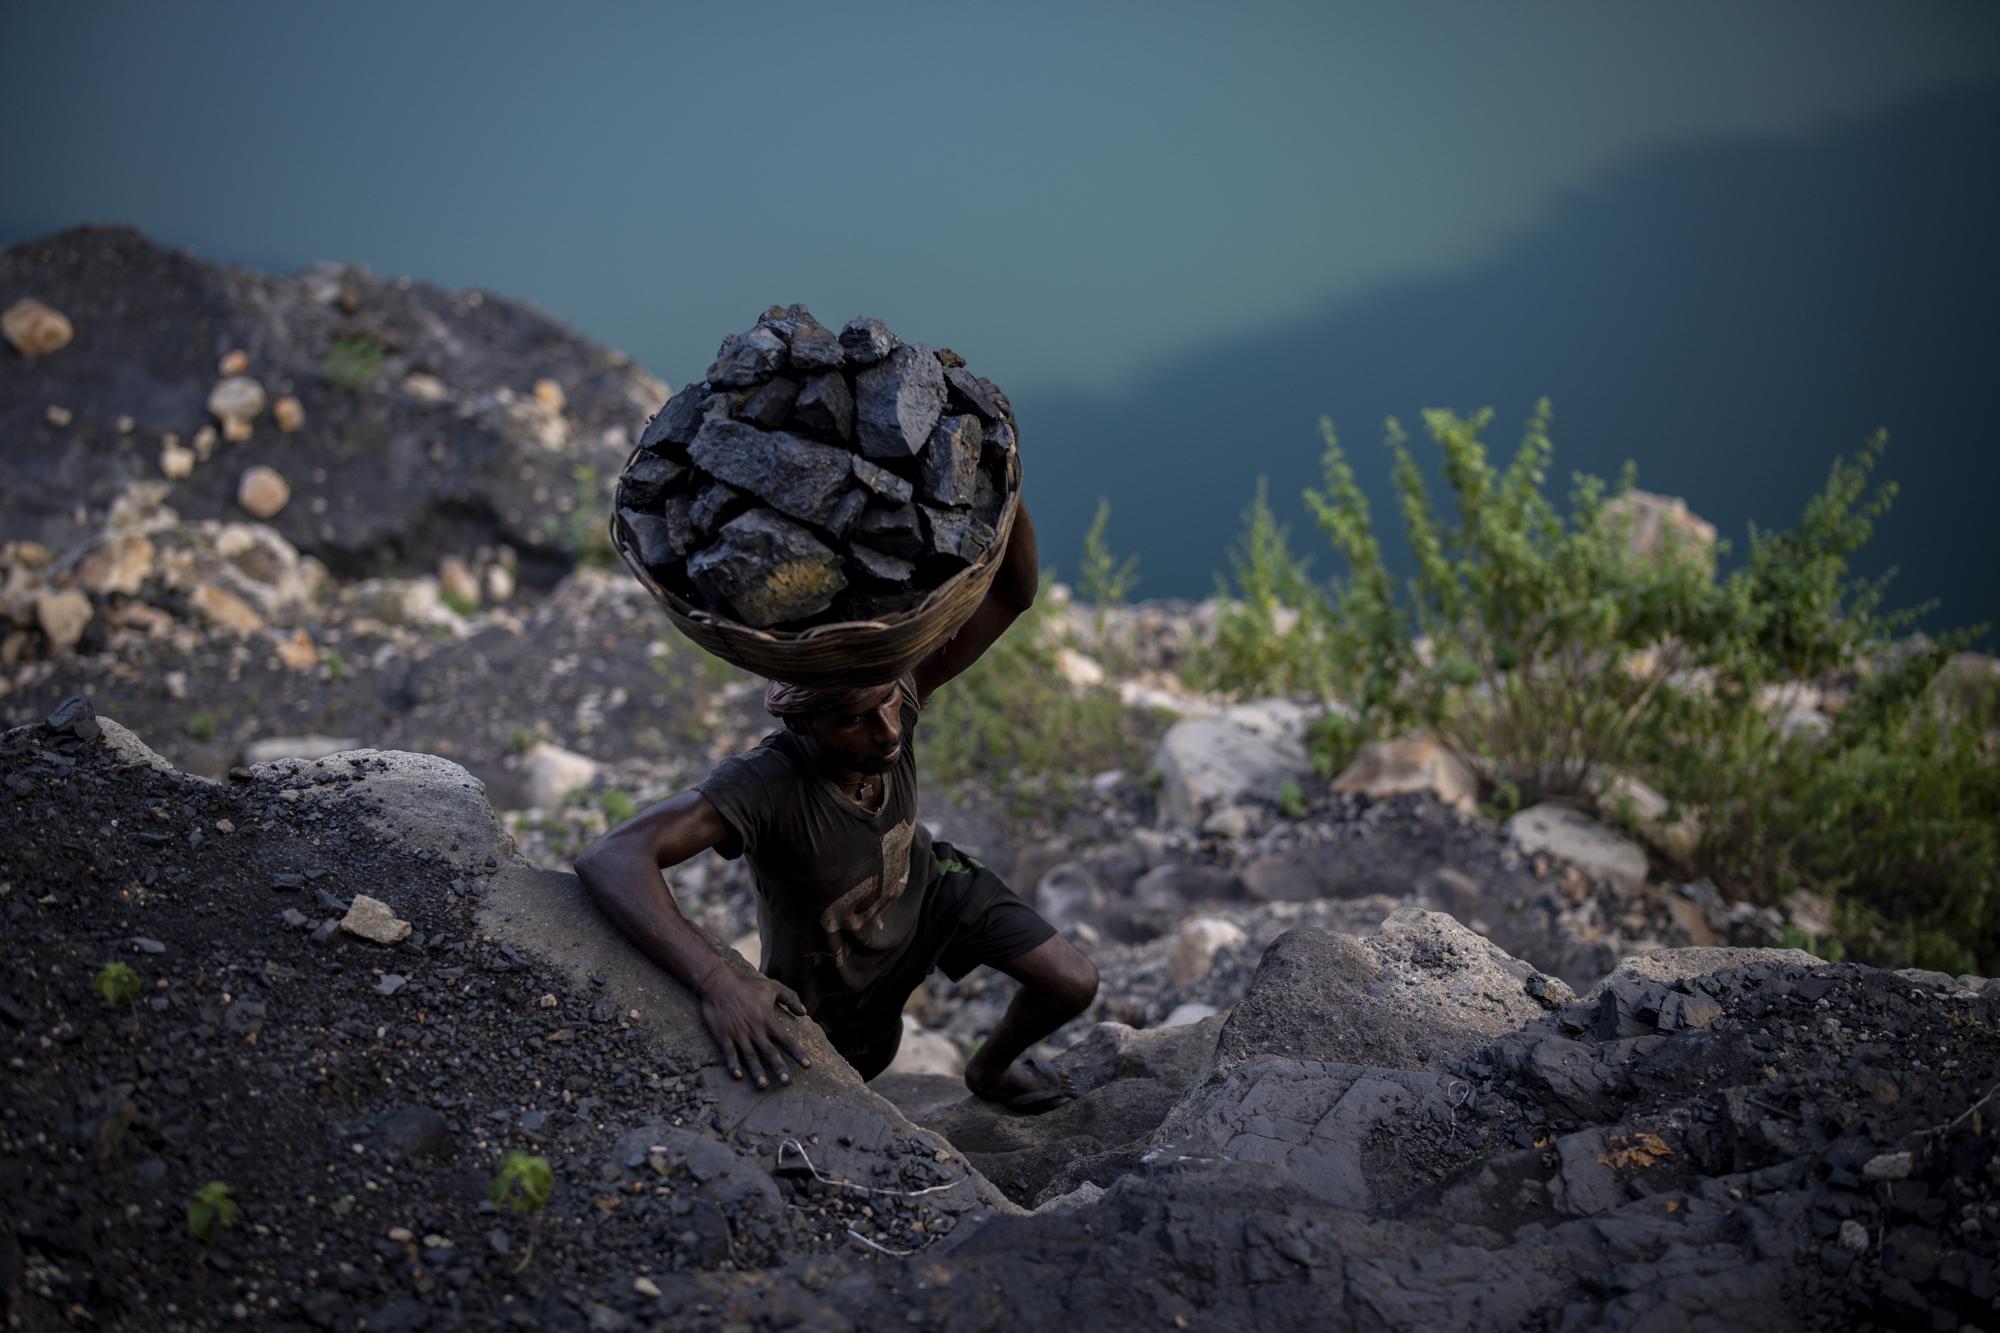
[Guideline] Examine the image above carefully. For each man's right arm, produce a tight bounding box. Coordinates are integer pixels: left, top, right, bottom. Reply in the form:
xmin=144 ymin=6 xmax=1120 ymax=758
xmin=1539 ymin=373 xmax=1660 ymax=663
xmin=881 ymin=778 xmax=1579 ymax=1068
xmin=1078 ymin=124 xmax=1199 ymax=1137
xmin=573 ymin=791 xmax=811 ymax=1088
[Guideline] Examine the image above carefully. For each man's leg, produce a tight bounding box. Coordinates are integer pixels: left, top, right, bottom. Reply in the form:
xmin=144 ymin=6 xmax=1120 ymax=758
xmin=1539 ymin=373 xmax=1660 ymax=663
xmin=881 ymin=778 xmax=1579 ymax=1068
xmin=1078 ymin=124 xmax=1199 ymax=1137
xmin=962 ymin=934 xmax=1098 ymax=1103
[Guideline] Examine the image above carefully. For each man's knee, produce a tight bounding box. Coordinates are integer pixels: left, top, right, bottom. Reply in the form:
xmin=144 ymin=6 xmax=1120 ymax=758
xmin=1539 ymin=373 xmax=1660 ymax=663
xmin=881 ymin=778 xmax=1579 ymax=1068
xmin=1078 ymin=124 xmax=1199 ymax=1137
xmin=1048 ymin=949 xmax=1098 ymax=1016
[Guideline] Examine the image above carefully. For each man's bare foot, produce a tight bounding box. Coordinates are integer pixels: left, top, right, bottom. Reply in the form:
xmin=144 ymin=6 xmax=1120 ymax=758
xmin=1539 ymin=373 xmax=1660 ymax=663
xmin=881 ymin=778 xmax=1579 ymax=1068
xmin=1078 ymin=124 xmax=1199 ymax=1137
xmin=964 ymin=1052 xmax=1072 ymax=1114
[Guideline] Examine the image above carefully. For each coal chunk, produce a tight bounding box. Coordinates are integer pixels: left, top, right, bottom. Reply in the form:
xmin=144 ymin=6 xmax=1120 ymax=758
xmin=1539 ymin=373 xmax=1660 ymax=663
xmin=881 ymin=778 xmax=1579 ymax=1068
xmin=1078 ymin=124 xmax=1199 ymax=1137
xmin=787 ymin=320 xmax=846 ymax=374
xmin=839 ymin=317 xmax=899 ymax=367
xmin=851 ymin=455 xmax=913 ymax=505
xmin=708 ymin=325 xmax=788 ymax=387
xmin=688 ymin=419 xmax=854 ymax=527
xmin=848 ymin=544 xmax=913 ymax=584
xmin=689 ymin=480 xmax=744 ymax=535
xmin=985 ymin=418 xmax=1017 ymax=455
xmin=659 ymin=496 xmax=699 ymax=555
xmin=792 ymin=372 xmax=854 ymax=442
xmin=826 ymin=488 xmax=868 ymax=539
xmin=640 ymin=381 xmax=714 ymax=456
xmin=919 ymin=414 xmax=983 ymax=507
xmin=852 ymin=503 xmax=928 ymax=560
xmin=619 ymin=453 xmax=685 ymax=508
xmin=686 ymin=509 xmax=847 ymax=627
xmin=741 ymin=377 xmax=800 ymax=429
xmin=853 ymin=343 xmax=946 ymax=460
xmin=619 ymin=507 xmax=686 ymax=570
xmin=944 ymin=366 xmax=1005 ymax=420
xmin=933 ymin=346 xmax=967 ymax=369
xmin=922 ymin=505 xmax=997 ymax=564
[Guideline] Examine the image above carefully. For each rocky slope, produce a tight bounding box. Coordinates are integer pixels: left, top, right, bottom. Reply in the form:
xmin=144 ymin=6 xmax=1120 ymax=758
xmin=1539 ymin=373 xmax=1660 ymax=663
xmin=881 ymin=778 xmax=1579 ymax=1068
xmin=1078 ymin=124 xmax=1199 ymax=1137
xmin=5 ymin=702 xmax=1995 ymax=1331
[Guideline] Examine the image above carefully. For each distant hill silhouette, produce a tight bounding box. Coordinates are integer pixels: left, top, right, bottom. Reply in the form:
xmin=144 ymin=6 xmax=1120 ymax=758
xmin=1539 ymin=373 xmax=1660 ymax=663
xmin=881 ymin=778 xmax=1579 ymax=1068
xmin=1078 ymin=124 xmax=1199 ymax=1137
xmin=1017 ymin=82 xmax=2000 ymax=641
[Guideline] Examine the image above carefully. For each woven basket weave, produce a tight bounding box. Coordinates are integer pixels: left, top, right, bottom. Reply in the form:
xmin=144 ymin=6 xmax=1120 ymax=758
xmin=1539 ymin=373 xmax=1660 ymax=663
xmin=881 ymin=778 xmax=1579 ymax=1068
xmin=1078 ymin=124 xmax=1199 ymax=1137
xmin=610 ymin=427 xmax=1022 ymax=689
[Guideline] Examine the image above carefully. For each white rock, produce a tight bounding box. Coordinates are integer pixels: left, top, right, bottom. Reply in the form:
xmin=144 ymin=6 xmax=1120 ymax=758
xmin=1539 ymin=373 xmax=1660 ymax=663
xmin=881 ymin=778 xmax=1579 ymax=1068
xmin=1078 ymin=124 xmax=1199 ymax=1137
xmin=34 ymin=590 xmax=92 ymax=652
xmin=885 ymin=1016 xmax=962 ymax=1077
xmin=160 ymin=436 xmax=196 ymax=479
xmin=403 ymin=372 xmax=448 ymax=401
xmin=1161 ymin=1002 xmax=1220 ymax=1028
xmin=1861 ymin=1151 xmax=1912 ymax=1181
xmin=521 ymin=741 xmax=600 ymax=809
xmin=1200 ymin=804 xmax=1258 ymax=839
xmin=1507 ymin=803 xmax=1649 ymax=897
xmin=272 ymin=395 xmax=305 ymax=432
xmin=437 ymin=557 xmax=481 ymax=608
xmin=2 ymin=298 xmax=74 ymax=357
xmin=339 ymin=894 xmax=412 ymax=945
xmin=1152 ymin=698 xmax=1315 ymax=828
xmin=75 ymin=534 xmax=155 ymax=597
xmin=237 ymin=466 xmax=291 ymax=519
xmin=1588 ymin=768 xmax=1703 ymax=864
xmin=1168 ymin=917 xmax=1247 ymax=986
xmin=484 ymin=564 xmax=517 ymax=603
xmin=243 ymin=736 xmax=359 ymax=765
xmin=1035 ymin=862 xmax=1102 ymax=932
xmin=1054 ymin=647 xmax=1105 ymax=689
xmin=1602 ymin=490 xmax=1717 ymax=565
xmin=533 ymin=378 xmax=566 ymax=412
xmin=207 ymin=375 xmax=268 ymax=423
xmin=1838 ymin=1219 xmax=1868 ymax=1252
xmin=1332 ymin=736 xmax=1479 ymax=815
xmin=189 ymin=582 xmax=265 ymax=634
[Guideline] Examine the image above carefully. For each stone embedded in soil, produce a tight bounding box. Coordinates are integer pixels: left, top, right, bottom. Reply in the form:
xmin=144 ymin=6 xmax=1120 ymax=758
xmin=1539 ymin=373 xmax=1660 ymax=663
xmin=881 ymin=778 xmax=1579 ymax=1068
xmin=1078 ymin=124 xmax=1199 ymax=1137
xmin=707 ymin=325 xmax=788 ymax=387
xmin=688 ymin=419 xmax=854 ymax=527
xmin=851 ymin=455 xmax=914 ymax=505
xmin=848 ymin=544 xmax=914 ymax=584
xmin=792 ymin=372 xmax=854 ymax=442
xmin=839 ymin=316 xmax=898 ymax=366
xmin=740 ymin=376 xmax=800 ymax=429
xmin=686 ymin=509 xmax=848 ymax=628
xmin=339 ymin=894 xmax=412 ymax=945
xmin=920 ymin=414 xmax=984 ymax=507
xmin=618 ymin=453 xmax=684 ymax=508
xmin=689 ymin=480 xmax=744 ymax=535
xmin=852 ymin=503 xmax=929 ymax=560
xmin=2 ymin=296 xmax=74 ymax=357
xmin=920 ymin=505 xmax=996 ymax=564
xmin=853 ymin=344 xmax=946 ymax=459
xmin=641 ymin=381 xmax=715 ymax=455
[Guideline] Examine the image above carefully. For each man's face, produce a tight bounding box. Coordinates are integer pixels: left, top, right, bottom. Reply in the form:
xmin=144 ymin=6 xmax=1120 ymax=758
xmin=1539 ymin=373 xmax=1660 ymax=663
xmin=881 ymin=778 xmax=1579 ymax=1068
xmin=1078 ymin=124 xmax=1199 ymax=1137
xmin=797 ymin=681 xmax=904 ymax=773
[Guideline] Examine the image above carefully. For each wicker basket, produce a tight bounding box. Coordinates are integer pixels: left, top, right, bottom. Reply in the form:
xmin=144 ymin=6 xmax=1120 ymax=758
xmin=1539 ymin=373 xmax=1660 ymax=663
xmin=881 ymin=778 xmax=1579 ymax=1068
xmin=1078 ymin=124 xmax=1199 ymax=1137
xmin=610 ymin=428 xmax=1022 ymax=688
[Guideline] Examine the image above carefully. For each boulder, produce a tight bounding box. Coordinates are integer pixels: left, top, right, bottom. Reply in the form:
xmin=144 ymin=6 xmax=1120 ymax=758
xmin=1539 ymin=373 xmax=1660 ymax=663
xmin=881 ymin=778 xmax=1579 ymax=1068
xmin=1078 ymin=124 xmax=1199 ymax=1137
xmin=1152 ymin=699 xmax=1315 ymax=827
xmin=520 ymin=741 xmax=600 ymax=810
xmin=243 ymin=735 xmax=359 ymax=765
xmin=1035 ymin=862 xmax=1103 ymax=932
xmin=74 ymin=533 xmax=155 ymax=597
xmin=33 ymin=590 xmax=91 ymax=652
xmin=885 ymin=1017 xmax=963 ymax=1077
xmin=1507 ymin=803 xmax=1649 ymax=897
xmin=1208 ymin=909 xmax=1574 ymax=1078
xmin=1584 ymin=946 xmax=1822 ymax=1000
xmin=1587 ymin=768 xmax=1702 ymax=864
xmin=188 ymin=582 xmax=265 ymax=634
xmin=1167 ymin=917 xmax=1247 ymax=986
xmin=1331 ymin=736 xmax=1478 ymax=815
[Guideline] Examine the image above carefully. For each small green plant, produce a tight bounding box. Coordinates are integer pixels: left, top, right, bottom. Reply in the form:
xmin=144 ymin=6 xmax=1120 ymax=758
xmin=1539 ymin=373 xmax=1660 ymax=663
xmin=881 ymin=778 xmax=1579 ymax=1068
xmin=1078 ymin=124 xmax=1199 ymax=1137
xmin=490 ymin=1151 xmax=553 ymax=1272
xmin=599 ymin=789 xmax=637 ymax=824
xmin=185 ymin=711 xmax=219 ymax=743
xmin=507 ymin=726 xmax=538 ymax=754
xmin=187 ymin=1181 xmax=241 ymax=1245
xmin=95 ymin=962 xmax=142 ymax=1036
xmin=1077 ymin=497 xmax=1143 ymax=672
xmin=540 ymin=465 xmax=617 ymax=569
xmin=322 ymin=647 xmax=348 ymax=679
xmin=323 ymin=336 xmax=387 ymax=392
xmin=1275 ymin=779 xmax=1308 ymax=821
xmin=441 ymin=590 xmax=479 ymax=618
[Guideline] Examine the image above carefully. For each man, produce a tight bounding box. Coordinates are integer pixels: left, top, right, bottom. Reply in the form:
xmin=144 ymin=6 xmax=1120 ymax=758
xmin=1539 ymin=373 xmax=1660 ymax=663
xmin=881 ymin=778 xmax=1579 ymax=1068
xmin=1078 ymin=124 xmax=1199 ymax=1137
xmin=575 ymin=500 xmax=1098 ymax=1111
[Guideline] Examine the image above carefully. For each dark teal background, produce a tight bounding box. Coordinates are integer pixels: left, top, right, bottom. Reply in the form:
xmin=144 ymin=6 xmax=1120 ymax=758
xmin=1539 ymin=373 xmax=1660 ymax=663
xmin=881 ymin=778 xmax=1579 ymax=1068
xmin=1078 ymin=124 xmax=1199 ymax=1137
xmin=4 ymin=2 xmax=1997 ymax=635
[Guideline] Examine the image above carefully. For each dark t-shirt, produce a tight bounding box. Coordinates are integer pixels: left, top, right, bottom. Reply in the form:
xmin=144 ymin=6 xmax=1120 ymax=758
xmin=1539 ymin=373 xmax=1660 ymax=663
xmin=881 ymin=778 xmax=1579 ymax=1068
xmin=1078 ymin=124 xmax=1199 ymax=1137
xmin=693 ymin=680 xmax=948 ymax=1013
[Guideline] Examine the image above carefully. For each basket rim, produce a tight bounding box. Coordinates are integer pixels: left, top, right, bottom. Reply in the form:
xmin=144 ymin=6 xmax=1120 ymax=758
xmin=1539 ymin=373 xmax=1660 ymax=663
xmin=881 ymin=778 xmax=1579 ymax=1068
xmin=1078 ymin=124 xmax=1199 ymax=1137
xmin=607 ymin=423 xmax=1023 ymax=647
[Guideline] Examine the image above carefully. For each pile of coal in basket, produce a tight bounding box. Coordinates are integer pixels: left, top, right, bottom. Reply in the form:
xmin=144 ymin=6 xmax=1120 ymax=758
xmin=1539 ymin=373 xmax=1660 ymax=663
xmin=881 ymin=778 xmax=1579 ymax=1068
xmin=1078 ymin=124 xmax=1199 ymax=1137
xmin=616 ymin=306 xmax=1016 ymax=628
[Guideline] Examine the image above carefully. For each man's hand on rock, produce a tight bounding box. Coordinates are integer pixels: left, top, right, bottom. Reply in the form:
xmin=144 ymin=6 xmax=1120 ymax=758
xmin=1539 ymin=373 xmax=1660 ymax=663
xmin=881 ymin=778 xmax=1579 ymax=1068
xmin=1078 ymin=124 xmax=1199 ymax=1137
xmin=697 ymin=965 xmax=811 ymax=1089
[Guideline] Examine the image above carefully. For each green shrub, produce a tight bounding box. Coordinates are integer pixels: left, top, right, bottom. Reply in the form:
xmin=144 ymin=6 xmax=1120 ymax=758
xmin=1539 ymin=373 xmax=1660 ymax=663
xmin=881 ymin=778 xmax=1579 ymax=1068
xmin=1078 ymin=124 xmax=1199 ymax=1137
xmin=187 ymin=1181 xmax=240 ymax=1245
xmin=184 ymin=711 xmax=219 ymax=743
xmin=323 ymin=337 xmax=387 ymax=392
xmin=599 ymin=789 xmax=637 ymax=824
xmin=1204 ymin=402 xmax=1994 ymax=971
xmin=540 ymin=465 xmax=617 ymax=569
xmin=490 ymin=1151 xmax=553 ymax=1272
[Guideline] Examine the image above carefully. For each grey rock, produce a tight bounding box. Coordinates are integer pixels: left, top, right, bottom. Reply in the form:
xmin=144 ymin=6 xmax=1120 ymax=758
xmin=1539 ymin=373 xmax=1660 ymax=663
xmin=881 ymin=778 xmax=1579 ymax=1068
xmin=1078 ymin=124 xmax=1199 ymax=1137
xmin=375 ymin=973 xmax=408 ymax=996
xmin=1153 ymin=699 xmax=1315 ymax=827
xmin=848 ymin=544 xmax=912 ymax=584
xmin=365 ymin=1105 xmax=450 ymax=1161
xmin=620 ymin=508 xmax=689 ymax=571
xmin=1583 ymin=946 xmax=1824 ymax=999
xmin=825 ymin=488 xmax=869 ymax=539
xmin=839 ymin=316 xmax=898 ymax=366
xmin=707 ymin=325 xmax=788 ymax=387
xmin=280 ymin=907 xmax=309 ymax=929
xmin=130 ymin=937 xmax=166 ymax=954
xmin=920 ymin=505 xmax=996 ymax=564
xmin=920 ymin=414 xmax=983 ymax=507
xmin=792 ymin=372 xmax=854 ymax=442
xmin=852 ymin=503 xmax=928 ymax=560
xmin=1034 ymin=862 xmax=1104 ymax=932
xmin=787 ymin=321 xmax=846 ymax=374
xmin=640 ymin=381 xmax=714 ymax=456
xmin=851 ymin=455 xmax=914 ymax=505
xmin=853 ymin=343 xmax=946 ymax=459
xmin=686 ymin=509 xmax=848 ymax=628
xmin=985 ymin=418 xmax=1017 ymax=454
xmin=740 ymin=376 xmax=800 ymax=430
xmin=618 ymin=453 xmax=684 ymax=508
xmin=688 ymin=419 xmax=854 ymax=527
xmin=688 ymin=480 xmax=743 ymax=535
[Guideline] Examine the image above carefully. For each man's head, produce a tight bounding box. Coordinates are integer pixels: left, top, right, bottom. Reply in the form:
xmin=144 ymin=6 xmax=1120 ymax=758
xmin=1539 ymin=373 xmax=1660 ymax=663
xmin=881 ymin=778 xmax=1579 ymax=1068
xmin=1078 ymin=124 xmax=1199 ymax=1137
xmin=765 ymin=678 xmax=905 ymax=774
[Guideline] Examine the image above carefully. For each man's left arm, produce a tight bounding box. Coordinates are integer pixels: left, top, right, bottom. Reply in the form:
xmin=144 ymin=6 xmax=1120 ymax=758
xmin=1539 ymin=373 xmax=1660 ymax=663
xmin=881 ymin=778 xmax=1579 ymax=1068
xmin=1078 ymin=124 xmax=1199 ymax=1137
xmin=910 ymin=499 xmax=1037 ymax=706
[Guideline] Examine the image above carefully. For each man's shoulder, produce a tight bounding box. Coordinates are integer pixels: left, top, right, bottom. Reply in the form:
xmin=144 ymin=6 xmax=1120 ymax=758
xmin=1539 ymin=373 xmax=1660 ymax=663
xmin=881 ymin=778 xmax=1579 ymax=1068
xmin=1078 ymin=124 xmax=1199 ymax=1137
xmin=697 ymin=730 xmax=806 ymax=793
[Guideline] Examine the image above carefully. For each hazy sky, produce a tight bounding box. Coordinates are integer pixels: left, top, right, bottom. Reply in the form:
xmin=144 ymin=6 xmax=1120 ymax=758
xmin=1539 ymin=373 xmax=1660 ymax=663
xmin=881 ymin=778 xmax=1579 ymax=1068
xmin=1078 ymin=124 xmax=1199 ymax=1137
xmin=5 ymin=1 xmax=1997 ymax=393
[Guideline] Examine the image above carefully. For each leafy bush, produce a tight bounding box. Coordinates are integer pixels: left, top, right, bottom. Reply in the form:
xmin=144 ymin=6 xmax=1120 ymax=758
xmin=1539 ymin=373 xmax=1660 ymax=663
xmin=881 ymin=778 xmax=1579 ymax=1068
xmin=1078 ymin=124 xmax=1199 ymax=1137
xmin=323 ymin=336 xmax=387 ymax=392
xmin=1203 ymin=401 xmax=1994 ymax=971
